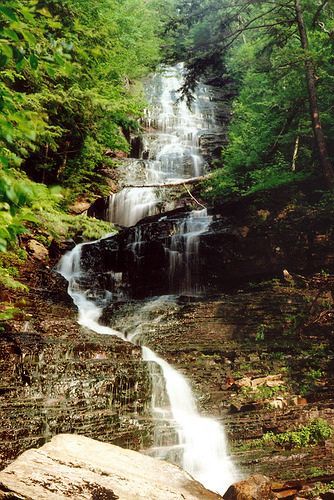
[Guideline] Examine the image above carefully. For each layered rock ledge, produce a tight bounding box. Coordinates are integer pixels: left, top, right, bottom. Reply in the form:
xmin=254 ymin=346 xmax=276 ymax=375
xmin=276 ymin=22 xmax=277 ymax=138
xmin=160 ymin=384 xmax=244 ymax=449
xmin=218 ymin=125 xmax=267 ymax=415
xmin=0 ymin=265 xmax=152 ymax=470
xmin=81 ymin=181 xmax=334 ymax=298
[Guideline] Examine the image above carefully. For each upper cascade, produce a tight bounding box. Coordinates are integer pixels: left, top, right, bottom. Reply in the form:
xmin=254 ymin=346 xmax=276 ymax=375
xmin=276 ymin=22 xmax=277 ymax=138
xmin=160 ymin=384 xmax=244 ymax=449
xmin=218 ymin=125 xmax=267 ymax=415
xmin=107 ymin=64 xmax=222 ymax=227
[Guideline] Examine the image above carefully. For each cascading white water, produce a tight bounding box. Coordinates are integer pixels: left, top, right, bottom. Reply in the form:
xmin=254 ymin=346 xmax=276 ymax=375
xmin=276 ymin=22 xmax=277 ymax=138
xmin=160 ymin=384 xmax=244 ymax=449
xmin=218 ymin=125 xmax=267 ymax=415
xmin=57 ymin=247 xmax=238 ymax=495
xmin=166 ymin=208 xmax=212 ymax=294
xmin=57 ymin=64 xmax=238 ymax=495
xmin=142 ymin=346 xmax=236 ymax=494
xmin=58 ymin=242 xmax=123 ymax=339
xmin=107 ymin=64 xmax=219 ymax=227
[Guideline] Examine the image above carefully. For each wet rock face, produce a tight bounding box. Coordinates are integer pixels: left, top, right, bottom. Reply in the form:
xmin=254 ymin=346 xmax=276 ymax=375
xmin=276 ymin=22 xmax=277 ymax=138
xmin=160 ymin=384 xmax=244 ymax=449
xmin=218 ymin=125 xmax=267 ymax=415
xmin=196 ymin=84 xmax=233 ymax=164
xmin=103 ymin=285 xmax=334 ymax=483
xmin=80 ymin=185 xmax=334 ymax=299
xmin=0 ymin=262 xmax=152 ymax=470
xmin=0 ymin=331 xmax=151 ymax=469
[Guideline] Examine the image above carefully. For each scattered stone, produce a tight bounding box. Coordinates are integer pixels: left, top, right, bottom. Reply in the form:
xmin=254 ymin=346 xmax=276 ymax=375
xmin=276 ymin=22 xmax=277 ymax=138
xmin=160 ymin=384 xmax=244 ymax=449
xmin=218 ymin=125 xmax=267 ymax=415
xmin=0 ymin=434 xmax=220 ymax=500
xmin=268 ymin=397 xmax=288 ymax=409
xmin=275 ymin=489 xmax=299 ymax=499
xmin=69 ymin=199 xmax=91 ymax=215
xmin=291 ymin=396 xmax=308 ymax=406
xmin=234 ymin=377 xmax=252 ymax=388
xmin=251 ymin=375 xmax=284 ymax=388
xmin=271 ymin=480 xmax=305 ymax=499
xmin=26 ymin=239 xmax=49 ymax=262
xmin=223 ymin=474 xmax=274 ymax=500
xmin=104 ymin=149 xmax=128 ymax=159
xmin=233 ymin=375 xmax=284 ymax=390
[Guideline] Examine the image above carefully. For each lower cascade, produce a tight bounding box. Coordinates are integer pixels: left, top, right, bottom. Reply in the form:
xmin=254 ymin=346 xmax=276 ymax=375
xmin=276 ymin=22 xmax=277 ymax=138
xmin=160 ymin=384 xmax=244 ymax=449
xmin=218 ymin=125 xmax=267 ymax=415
xmin=57 ymin=63 xmax=238 ymax=495
xmin=58 ymin=245 xmax=238 ymax=494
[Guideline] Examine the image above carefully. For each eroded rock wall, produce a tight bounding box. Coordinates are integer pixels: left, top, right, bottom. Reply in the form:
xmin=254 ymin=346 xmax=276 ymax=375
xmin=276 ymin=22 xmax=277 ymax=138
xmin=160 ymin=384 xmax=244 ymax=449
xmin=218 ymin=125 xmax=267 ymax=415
xmin=81 ymin=182 xmax=334 ymax=298
xmin=0 ymin=269 xmax=152 ymax=469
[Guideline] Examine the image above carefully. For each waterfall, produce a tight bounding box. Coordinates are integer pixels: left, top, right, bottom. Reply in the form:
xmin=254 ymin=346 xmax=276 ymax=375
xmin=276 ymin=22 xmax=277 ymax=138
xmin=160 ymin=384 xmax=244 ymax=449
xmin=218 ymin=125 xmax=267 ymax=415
xmin=57 ymin=64 xmax=238 ymax=495
xmin=166 ymin=208 xmax=212 ymax=294
xmin=107 ymin=64 xmax=218 ymax=227
xmin=58 ymin=250 xmax=238 ymax=494
xmin=142 ymin=346 xmax=236 ymax=494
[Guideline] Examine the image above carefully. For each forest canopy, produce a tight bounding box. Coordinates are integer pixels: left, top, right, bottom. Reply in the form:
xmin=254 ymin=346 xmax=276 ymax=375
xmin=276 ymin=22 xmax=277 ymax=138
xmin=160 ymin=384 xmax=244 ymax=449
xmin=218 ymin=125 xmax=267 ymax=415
xmin=164 ymin=0 xmax=334 ymax=197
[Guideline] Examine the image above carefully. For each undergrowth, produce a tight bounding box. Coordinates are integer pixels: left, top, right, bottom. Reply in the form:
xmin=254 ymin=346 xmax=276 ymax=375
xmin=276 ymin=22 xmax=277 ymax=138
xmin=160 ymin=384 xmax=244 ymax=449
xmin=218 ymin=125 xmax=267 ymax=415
xmin=0 ymin=169 xmax=115 ymax=325
xmin=262 ymin=418 xmax=333 ymax=449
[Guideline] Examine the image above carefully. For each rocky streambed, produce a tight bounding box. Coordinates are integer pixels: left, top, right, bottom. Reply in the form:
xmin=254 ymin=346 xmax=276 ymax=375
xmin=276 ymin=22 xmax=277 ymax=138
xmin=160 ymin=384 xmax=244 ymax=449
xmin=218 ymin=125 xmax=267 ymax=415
xmin=2 ymin=183 xmax=334 ymax=499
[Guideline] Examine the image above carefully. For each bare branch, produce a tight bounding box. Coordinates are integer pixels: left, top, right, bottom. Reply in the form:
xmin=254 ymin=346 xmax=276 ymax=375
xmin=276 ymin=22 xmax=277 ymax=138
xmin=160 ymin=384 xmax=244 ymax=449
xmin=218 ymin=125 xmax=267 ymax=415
xmin=312 ymin=0 xmax=329 ymax=27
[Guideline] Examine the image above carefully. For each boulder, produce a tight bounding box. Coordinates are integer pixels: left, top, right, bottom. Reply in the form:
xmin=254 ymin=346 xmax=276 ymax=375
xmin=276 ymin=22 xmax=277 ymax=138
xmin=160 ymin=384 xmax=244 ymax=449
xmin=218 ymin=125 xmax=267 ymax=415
xmin=26 ymin=239 xmax=49 ymax=262
xmin=0 ymin=434 xmax=221 ymax=500
xmin=223 ymin=474 xmax=275 ymax=500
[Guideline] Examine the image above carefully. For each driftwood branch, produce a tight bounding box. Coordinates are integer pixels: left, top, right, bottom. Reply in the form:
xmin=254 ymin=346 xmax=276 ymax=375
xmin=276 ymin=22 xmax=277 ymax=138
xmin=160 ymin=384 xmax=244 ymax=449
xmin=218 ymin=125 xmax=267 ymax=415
xmin=123 ymin=174 xmax=211 ymax=189
xmin=183 ymin=183 xmax=206 ymax=209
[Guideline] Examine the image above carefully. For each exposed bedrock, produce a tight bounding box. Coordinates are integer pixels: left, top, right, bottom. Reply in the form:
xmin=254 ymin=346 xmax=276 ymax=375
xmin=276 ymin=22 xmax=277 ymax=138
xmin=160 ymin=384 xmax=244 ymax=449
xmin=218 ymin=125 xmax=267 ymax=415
xmin=0 ymin=434 xmax=220 ymax=499
xmin=0 ymin=268 xmax=152 ymax=470
xmin=81 ymin=183 xmax=334 ymax=299
xmin=103 ymin=286 xmax=334 ymax=483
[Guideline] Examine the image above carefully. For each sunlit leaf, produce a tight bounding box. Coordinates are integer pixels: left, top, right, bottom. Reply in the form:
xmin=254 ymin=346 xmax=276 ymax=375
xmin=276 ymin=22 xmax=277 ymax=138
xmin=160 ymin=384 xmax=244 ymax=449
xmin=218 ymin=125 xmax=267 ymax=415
xmin=0 ymin=7 xmax=18 ymax=22
xmin=2 ymin=28 xmax=20 ymax=42
xmin=36 ymin=8 xmax=52 ymax=18
xmin=1 ymin=44 xmax=13 ymax=59
xmin=21 ymin=29 xmax=37 ymax=45
xmin=29 ymin=53 xmax=38 ymax=69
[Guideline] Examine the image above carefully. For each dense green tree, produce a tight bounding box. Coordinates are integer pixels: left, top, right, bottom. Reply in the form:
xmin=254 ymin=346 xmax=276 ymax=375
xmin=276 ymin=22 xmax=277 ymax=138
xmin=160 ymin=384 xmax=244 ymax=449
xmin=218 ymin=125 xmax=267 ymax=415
xmin=0 ymin=0 xmax=164 ymax=308
xmin=0 ymin=0 xmax=163 ymax=252
xmin=165 ymin=0 xmax=334 ymax=195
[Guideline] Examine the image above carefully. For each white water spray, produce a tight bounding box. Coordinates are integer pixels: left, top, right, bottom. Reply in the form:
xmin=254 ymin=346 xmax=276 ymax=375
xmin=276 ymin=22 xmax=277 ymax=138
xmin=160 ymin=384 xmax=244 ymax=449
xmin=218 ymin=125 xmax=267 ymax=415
xmin=142 ymin=346 xmax=237 ymax=494
xmin=58 ymin=248 xmax=238 ymax=495
xmin=107 ymin=64 xmax=219 ymax=227
xmin=57 ymin=64 xmax=238 ymax=495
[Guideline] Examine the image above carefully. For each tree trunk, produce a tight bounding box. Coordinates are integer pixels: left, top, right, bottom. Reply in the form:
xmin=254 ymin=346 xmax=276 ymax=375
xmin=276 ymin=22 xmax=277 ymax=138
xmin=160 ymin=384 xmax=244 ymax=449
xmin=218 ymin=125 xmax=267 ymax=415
xmin=123 ymin=174 xmax=211 ymax=188
xmin=295 ymin=0 xmax=334 ymax=188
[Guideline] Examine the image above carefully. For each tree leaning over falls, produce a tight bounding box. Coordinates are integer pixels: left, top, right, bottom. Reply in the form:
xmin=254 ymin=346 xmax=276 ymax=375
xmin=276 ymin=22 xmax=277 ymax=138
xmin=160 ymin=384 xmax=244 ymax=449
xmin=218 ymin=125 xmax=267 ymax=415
xmin=165 ymin=0 xmax=334 ymax=192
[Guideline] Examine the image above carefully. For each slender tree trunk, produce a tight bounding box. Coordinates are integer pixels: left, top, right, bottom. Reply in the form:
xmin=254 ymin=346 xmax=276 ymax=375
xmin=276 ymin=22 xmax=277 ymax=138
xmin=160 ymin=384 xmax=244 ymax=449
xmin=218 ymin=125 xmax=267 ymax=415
xmin=295 ymin=0 xmax=334 ymax=188
xmin=292 ymin=136 xmax=300 ymax=171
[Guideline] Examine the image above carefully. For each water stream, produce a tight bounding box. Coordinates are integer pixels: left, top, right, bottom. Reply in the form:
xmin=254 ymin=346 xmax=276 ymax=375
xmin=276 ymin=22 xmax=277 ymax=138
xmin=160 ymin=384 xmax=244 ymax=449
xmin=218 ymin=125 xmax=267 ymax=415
xmin=106 ymin=64 xmax=218 ymax=227
xmin=58 ymin=65 xmax=238 ymax=495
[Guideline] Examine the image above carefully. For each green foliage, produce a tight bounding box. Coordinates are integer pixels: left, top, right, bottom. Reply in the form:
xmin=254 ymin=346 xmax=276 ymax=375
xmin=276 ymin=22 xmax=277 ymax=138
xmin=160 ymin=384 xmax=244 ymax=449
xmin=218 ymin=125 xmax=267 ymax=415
xmin=167 ymin=0 xmax=334 ymax=198
xmin=0 ymin=248 xmax=27 ymax=290
xmin=0 ymin=0 xmax=163 ymax=193
xmin=40 ymin=210 xmax=115 ymax=241
xmin=0 ymin=0 xmax=163 ymax=319
xmin=255 ymin=325 xmax=266 ymax=342
xmin=0 ymin=168 xmax=64 ymax=251
xmin=299 ymin=367 xmax=326 ymax=396
xmin=262 ymin=418 xmax=333 ymax=449
xmin=310 ymin=481 xmax=334 ymax=498
xmin=241 ymin=384 xmax=287 ymax=401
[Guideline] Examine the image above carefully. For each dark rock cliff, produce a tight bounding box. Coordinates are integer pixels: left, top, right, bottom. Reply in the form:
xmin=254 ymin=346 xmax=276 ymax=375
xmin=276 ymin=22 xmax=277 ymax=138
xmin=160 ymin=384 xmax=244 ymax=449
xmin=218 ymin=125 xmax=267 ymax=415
xmin=81 ymin=181 xmax=334 ymax=299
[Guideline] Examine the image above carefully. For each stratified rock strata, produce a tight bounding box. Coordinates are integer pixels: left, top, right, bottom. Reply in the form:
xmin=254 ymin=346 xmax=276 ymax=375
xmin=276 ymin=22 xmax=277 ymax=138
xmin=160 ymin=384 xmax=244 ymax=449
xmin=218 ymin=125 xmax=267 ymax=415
xmin=81 ymin=182 xmax=334 ymax=298
xmin=0 ymin=266 xmax=152 ymax=469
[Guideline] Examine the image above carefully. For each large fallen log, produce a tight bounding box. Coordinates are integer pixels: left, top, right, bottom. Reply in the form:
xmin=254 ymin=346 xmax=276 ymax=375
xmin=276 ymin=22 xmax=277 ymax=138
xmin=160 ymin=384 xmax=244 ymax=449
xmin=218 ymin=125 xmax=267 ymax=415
xmin=123 ymin=173 xmax=212 ymax=188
